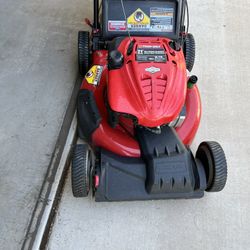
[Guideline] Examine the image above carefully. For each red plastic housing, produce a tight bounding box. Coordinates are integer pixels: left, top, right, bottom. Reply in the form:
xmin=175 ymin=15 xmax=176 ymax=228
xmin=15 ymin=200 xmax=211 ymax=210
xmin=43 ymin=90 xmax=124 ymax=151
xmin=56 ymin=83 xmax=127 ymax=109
xmin=81 ymin=37 xmax=201 ymax=158
xmin=108 ymin=37 xmax=187 ymax=127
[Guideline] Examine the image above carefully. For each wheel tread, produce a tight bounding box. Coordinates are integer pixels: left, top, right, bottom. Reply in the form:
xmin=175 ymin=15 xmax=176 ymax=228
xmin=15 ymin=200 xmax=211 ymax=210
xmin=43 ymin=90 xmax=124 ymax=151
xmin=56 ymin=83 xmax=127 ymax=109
xmin=71 ymin=144 xmax=90 ymax=197
xmin=78 ymin=31 xmax=90 ymax=76
xmin=196 ymin=141 xmax=227 ymax=192
xmin=184 ymin=33 xmax=196 ymax=72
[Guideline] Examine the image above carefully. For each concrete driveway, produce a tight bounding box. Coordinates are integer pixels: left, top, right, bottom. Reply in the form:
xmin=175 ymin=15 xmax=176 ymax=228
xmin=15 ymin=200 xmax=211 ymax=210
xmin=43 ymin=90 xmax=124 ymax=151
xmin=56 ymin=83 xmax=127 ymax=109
xmin=47 ymin=0 xmax=250 ymax=249
xmin=0 ymin=0 xmax=91 ymax=248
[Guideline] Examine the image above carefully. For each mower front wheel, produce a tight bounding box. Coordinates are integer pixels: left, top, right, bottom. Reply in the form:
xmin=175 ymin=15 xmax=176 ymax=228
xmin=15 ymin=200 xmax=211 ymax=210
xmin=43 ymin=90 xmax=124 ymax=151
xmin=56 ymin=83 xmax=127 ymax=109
xmin=183 ymin=33 xmax=195 ymax=72
xmin=78 ymin=31 xmax=90 ymax=76
xmin=71 ymin=144 xmax=92 ymax=197
xmin=196 ymin=141 xmax=227 ymax=192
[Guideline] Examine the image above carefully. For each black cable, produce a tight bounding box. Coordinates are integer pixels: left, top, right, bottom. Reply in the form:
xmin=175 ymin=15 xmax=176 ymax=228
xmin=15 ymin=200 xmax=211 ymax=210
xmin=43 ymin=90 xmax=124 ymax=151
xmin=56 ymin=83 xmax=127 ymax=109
xmin=186 ymin=0 xmax=190 ymax=33
xmin=120 ymin=0 xmax=132 ymax=41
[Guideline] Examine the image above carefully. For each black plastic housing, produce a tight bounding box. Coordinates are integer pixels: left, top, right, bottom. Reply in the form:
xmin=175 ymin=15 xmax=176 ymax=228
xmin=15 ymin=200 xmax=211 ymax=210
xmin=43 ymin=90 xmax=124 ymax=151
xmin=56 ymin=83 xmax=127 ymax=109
xmin=136 ymin=126 xmax=196 ymax=194
xmin=95 ymin=149 xmax=206 ymax=202
xmin=77 ymin=89 xmax=101 ymax=141
xmin=95 ymin=126 xmax=207 ymax=202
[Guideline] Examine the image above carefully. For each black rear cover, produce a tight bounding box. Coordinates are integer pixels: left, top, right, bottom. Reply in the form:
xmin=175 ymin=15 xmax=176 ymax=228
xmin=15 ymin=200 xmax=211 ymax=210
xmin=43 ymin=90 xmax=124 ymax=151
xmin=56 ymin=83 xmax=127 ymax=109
xmin=95 ymin=149 xmax=206 ymax=202
xmin=102 ymin=0 xmax=184 ymax=40
xmin=95 ymin=127 xmax=207 ymax=202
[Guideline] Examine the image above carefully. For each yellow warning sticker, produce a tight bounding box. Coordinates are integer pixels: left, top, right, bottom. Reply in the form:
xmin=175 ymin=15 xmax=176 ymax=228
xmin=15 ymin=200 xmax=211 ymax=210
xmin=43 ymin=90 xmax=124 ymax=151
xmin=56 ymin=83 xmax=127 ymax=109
xmin=127 ymin=8 xmax=150 ymax=32
xmin=85 ymin=65 xmax=103 ymax=86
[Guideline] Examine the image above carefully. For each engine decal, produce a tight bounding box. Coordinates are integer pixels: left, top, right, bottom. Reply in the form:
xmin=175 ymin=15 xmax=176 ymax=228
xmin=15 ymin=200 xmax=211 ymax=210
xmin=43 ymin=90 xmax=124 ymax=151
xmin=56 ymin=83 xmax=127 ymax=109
xmin=137 ymin=46 xmax=166 ymax=63
xmin=127 ymin=8 xmax=150 ymax=32
xmin=85 ymin=65 xmax=103 ymax=86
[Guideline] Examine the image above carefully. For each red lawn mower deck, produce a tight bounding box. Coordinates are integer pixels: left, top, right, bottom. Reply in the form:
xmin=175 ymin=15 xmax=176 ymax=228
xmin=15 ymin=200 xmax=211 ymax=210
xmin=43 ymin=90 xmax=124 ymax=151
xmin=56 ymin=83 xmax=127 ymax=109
xmin=72 ymin=0 xmax=227 ymax=201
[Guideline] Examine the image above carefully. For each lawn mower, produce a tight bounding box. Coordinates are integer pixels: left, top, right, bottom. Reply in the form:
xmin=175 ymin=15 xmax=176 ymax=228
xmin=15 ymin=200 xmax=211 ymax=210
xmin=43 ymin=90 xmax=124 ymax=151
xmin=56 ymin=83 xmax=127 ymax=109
xmin=72 ymin=0 xmax=227 ymax=201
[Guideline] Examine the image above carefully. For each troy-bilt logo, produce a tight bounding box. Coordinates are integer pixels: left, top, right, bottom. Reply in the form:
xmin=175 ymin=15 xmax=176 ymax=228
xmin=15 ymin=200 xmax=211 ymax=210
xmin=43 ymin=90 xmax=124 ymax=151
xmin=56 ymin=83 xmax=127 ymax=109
xmin=145 ymin=66 xmax=160 ymax=74
xmin=134 ymin=10 xmax=144 ymax=22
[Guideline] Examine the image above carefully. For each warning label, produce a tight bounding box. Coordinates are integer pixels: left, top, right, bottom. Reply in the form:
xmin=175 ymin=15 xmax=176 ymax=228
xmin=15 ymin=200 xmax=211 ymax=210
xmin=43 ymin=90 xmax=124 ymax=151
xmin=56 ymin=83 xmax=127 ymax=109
xmin=108 ymin=20 xmax=127 ymax=31
xmin=150 ymin=7 xmax=174 ymax=32
xmin=85 ymin=65 xmax=103 ymax=86
xmin=127 ymin=8 xmax=150 ymax=32
xmin=136 ymin=46 xmax=167 ymax=63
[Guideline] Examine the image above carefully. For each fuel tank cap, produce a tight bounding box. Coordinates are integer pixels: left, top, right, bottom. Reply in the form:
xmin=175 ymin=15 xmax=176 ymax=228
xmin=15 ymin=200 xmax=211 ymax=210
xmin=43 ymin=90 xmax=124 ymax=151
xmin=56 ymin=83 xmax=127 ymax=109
xmin=108 ymin=50 xmax=124 ymax=70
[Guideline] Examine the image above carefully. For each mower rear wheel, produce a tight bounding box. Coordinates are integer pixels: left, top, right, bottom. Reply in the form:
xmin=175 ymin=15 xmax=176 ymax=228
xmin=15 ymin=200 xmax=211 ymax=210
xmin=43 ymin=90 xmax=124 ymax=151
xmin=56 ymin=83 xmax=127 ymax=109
xmin=196 ymin=141 xmax=227 ymax=192
xmin=183 ymin=33 xmax=195 ymax=72
xmin=71 ymin=144 xmax=92 ymax=197
xmin=78 ymin=31 xmax=90 ymax=76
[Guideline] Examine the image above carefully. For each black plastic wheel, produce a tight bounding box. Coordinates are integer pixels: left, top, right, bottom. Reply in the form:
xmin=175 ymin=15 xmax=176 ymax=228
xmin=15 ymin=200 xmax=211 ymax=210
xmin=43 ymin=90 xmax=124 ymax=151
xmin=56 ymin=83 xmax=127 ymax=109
xmin=71 ymin=144 xmax=92 ymax=197
xmin=183 ymin=33 xmax=195 ymax=72
xmin=196 ymin=141 xmax=227 ymax=192
xmin=78 ymin=31 xmax=90 ymax=76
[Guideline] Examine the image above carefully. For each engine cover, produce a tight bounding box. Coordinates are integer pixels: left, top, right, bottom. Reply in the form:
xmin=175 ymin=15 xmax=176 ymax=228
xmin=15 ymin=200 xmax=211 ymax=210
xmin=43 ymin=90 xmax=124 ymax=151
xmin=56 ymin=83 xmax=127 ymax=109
xmin=108 ymin=37 xmax=187 ymax=128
